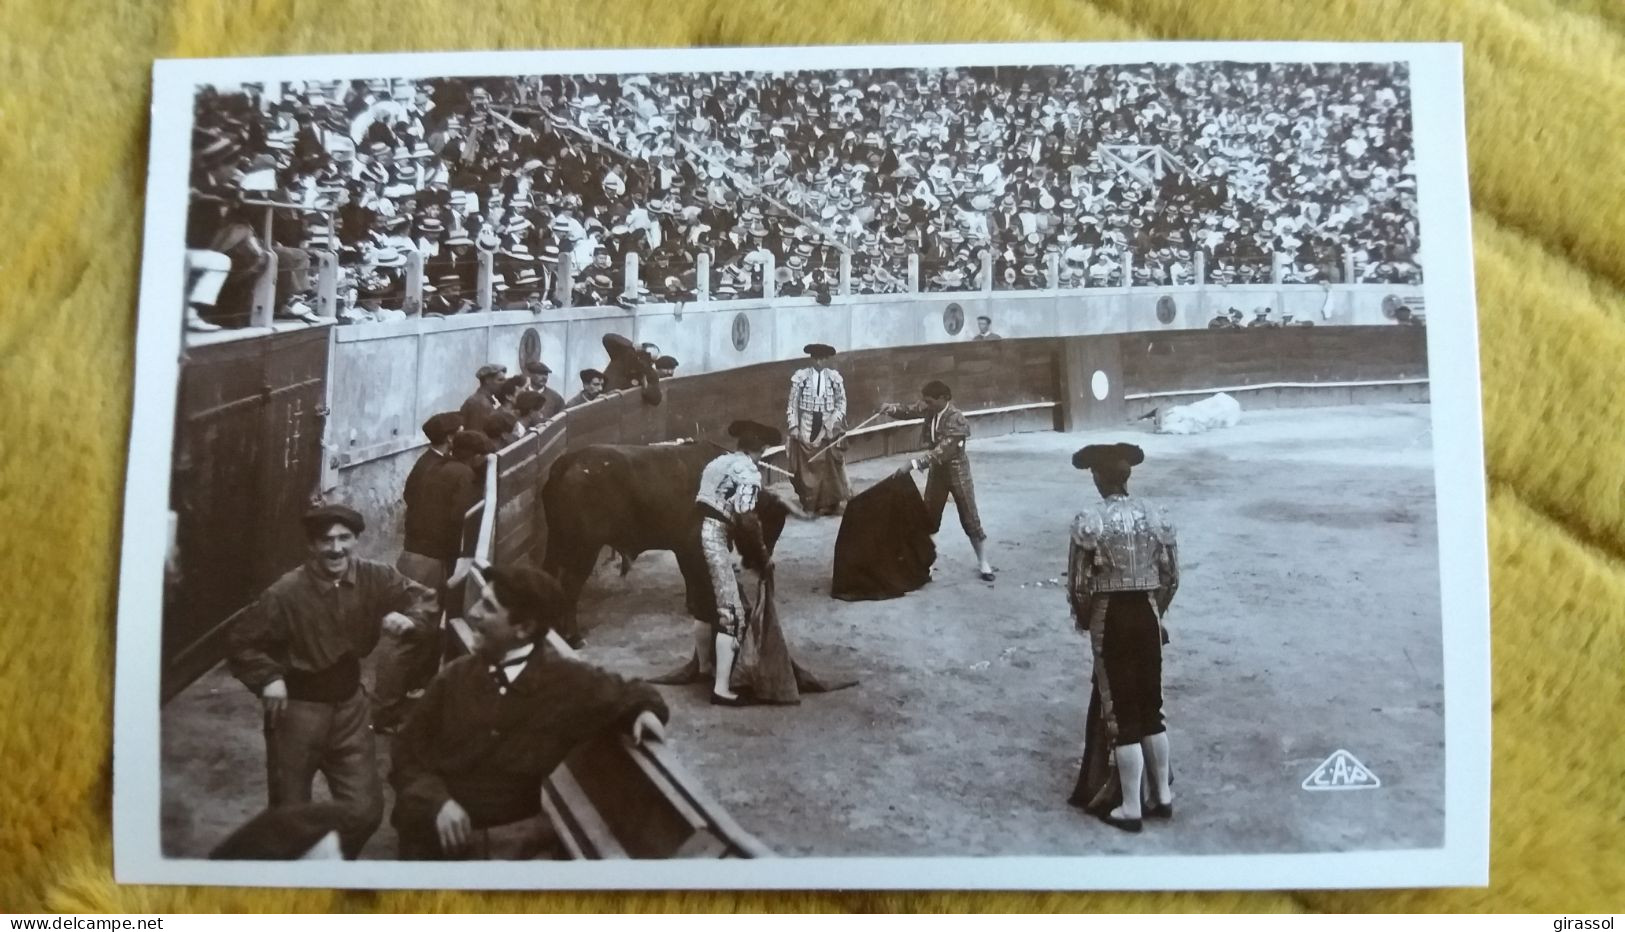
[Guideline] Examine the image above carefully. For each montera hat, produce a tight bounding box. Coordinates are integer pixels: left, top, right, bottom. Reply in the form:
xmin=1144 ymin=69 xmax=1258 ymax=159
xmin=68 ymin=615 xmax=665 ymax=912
xmin=803 ymin=343 xmax=837 ymax=358
xmin=727 ymin=419 xmax=782 ymax=449
xmin=1072 ymin=442 xmax=1145 ymax=471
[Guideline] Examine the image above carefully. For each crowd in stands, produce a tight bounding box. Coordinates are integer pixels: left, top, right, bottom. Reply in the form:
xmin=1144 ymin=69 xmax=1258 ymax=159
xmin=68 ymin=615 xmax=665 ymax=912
xmin=184 ymin=62 xmax=1421 ymax=331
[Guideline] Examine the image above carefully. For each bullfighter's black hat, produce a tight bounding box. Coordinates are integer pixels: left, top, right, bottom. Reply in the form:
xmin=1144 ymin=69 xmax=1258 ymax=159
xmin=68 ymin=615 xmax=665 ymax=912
xmin=1072 ymin=442 xmax=1146 ymax=471
xmin=301 ymin=503 xmax=365 ymax=538
xmin=920 ymin=379 xmax=952 ymax=399
xmin=210 ymin=803 xmax=349 ymax=860
xmin=728 ymin=419 xmax=782 ymax=449
xmin=803 ymin=342 xmax=837 ymax=358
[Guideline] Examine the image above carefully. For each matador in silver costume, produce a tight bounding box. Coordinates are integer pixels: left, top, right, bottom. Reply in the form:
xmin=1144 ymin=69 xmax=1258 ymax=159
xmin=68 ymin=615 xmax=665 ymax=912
xmin=1065 ymin=442 xmax=1180 ymax=835
xmin=693 ymin=419 xmax=781 ymax=706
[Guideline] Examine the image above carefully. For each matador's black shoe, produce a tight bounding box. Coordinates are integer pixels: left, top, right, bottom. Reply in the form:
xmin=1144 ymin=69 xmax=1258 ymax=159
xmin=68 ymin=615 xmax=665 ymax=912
xmin=1095 ymin=810 xmax=1144 ymax=834
xmin=1146 ymin=802 xmax=1174 ymax=820
xmin=709 ymin=692 xmax=752 ymax=707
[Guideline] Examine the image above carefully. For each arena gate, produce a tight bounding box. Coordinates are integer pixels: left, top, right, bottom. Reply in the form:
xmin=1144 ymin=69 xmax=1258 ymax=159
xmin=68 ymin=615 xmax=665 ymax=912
xmin=164 ymin=326 xmax=330 ymax=701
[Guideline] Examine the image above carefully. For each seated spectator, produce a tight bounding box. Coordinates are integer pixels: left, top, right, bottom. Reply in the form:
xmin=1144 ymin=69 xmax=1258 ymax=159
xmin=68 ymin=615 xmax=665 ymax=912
xmin=186 ymin=61 xmax=1422 ymax=323
xmin=388 ymin=564 xmax=668 ymax=860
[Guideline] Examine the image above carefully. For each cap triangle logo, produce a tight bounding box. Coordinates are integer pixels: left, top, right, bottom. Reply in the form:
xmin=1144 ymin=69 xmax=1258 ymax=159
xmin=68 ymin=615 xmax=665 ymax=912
xmin=1302 ymin=749 xmax=1382 ymax=791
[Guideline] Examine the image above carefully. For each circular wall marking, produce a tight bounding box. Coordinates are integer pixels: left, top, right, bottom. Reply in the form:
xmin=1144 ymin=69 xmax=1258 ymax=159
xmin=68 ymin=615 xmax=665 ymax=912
xmin=731 ymin=312 xmax=751 ymax=351
xmin=1091 ymin=370 xmax=1110 ymax=401
xmin=1155 ymin=295 xmax=1177 ymax=325
xmin=943 ymin=302 xmax=965 ymax=336
xmin=519 ymin=328 xmax=541 ymax=370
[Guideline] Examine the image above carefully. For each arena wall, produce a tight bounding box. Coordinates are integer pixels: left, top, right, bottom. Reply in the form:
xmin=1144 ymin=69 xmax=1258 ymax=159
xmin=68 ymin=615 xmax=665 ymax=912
xmin=339 ymin=325 xmax=1429 ymax=565
xmin=169 ymin=291 xmax=1430 ymax=683
xmin=309 ymin=281 xmax=1424 ymax=479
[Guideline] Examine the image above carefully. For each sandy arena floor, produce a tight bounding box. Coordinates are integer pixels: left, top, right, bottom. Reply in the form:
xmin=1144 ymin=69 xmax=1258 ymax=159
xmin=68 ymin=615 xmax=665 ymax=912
xmin=161 ymin=403 xmax=1445 ymax=859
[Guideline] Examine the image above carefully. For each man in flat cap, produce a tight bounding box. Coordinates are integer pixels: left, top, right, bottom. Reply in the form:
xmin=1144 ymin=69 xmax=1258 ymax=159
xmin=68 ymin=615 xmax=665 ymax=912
xmin=390 ymin=563 xmax=668 ymax=859
xmin=227 ymin=503 xmax=438 ymax=857
xmin=880 ymin=380 xmax=995 ymax=581
xmin=1065 ymin=443 xmax=1179 ymax=834
xmin=458 ymin=364 xmax=507 ymax=436
xmin=972 ymin=314 xmax=1002 ymax=341
xmin=785 ymin=343 xmax=851 ymax=517
xmin=519 ymin=360 xmax=565 ymax=421
xmin=374 ymin=411 xmax=463 ymax=732
xmin=566 ymin=368 xmax=605 ymax=408
xmin=655 ymin=355 xmax=680 ymax=379
xmin=693 ymin=419 xmax=781 ymax=706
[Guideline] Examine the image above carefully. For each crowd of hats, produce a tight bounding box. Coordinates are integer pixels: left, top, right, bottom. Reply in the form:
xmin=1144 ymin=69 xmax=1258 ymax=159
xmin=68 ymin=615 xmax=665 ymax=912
xmin=187 ymin=62 xmax=1420 ymax=322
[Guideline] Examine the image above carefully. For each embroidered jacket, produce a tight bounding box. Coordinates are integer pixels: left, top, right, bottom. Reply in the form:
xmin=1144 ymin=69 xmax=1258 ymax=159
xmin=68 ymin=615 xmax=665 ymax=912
xmin=884 ymin=400 xmax=972 ymax=469
xmin=1067 ymin=494 xmax=1179 ymax=613
xmin=786 ymin=366 xmax=847 ymax=442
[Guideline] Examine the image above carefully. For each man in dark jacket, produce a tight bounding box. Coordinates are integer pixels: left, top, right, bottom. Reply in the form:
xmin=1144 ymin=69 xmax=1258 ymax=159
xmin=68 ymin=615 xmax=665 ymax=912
xmin=389 ymin=564 xmax=668 ymax=860
xmin=374 ymin=411 xmax=464 ymax=732
xmin=458 ymin=364 xmax=507 ymax=435
xmin=601 ymin=333 xmax=662 ymax=405
xmin=519 ymin=361 xmax=566 ymax=421
xmin=227 ymin=504 xmax=438 ymax=858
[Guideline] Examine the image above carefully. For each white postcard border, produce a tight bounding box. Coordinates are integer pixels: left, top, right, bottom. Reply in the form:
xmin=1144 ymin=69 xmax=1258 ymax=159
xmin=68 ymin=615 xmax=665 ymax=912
xmin=113 ymin=39 xmax=1489 ymax=891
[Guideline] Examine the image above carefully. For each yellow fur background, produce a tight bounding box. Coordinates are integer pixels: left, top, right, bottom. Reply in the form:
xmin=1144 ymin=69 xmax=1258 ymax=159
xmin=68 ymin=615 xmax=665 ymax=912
xmin=2 ymin=0 xmax=1622 ymax=913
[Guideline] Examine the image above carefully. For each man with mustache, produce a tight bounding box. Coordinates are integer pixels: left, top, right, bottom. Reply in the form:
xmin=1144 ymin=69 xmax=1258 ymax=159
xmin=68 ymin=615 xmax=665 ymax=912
xmin=227 ymin=503 xmax=438 ymax=858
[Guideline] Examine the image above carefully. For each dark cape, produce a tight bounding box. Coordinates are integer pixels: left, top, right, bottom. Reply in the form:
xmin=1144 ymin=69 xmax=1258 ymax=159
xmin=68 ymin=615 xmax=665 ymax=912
xmin=648 ymin=570 xmax=857 ymax=702
xmin=830 ymin=473 xmax=936 ymax=601
xmin=1069 ymin=684 xmax=1121 ymax=813
xmin=731 ymin=572 xmax=857 ymax=703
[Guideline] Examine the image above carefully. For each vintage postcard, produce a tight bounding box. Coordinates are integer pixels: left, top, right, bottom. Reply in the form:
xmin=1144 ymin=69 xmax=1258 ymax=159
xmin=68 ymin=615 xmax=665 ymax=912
xmin=113 ymin=41 xmax=1490 ymax=890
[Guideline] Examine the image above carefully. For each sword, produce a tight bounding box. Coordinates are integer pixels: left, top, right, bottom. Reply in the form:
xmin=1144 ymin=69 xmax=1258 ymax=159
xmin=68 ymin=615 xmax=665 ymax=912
xmin=704 ymin=438 xmax=795 ymax=480
xmin=807 ymin=411 xmax=884 ymax=462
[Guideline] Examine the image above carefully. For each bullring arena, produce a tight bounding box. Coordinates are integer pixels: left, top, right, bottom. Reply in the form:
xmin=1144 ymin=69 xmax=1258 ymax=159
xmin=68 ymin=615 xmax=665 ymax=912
xmin=161 ymin=297 xmax=1443 ymax=860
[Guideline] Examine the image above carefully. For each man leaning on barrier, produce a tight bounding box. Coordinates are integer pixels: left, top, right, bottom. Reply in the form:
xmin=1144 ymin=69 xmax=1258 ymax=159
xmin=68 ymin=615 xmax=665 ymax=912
xmin=389 ymin=563 xmax=669 ymax=860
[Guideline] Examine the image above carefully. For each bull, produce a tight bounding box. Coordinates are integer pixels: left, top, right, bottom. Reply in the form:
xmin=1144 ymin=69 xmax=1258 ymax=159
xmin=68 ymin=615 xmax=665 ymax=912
xmin=540 ymin=442 xmax=796 ymax=645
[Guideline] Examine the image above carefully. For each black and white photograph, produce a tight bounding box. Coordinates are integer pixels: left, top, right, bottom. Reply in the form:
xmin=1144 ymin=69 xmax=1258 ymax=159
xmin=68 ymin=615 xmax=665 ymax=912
xmin=115 ymin=42 xmax=1489 ymax=890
